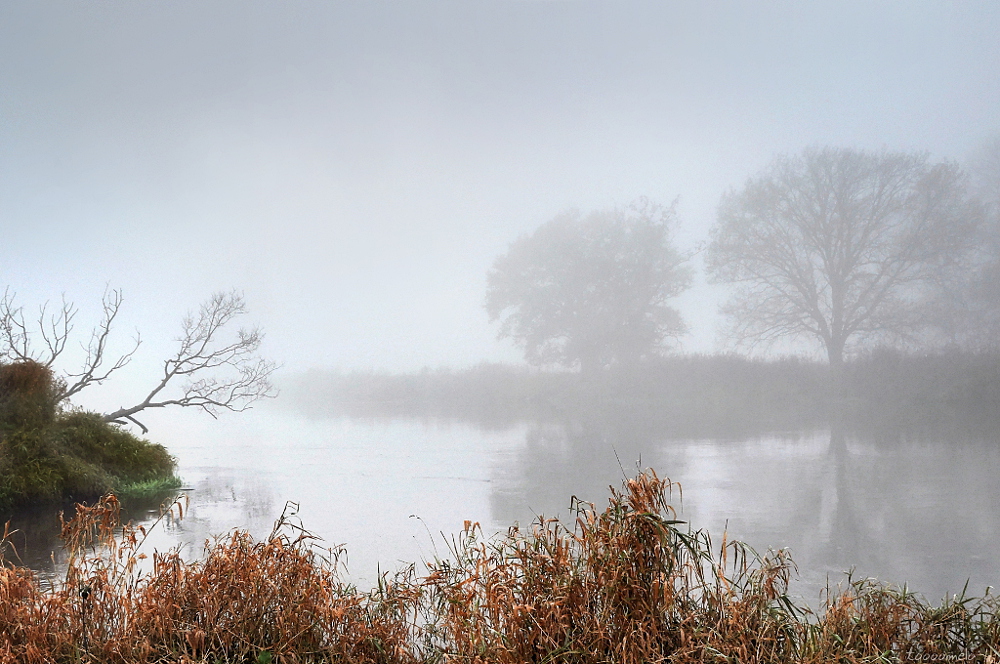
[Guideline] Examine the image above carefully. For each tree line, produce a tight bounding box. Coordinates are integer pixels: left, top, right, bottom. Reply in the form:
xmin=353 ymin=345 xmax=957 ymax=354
xmin=4 ymin=142 xmax=998 ymax=429
xmin=487 ymin=143 xmax=1000 ymax=371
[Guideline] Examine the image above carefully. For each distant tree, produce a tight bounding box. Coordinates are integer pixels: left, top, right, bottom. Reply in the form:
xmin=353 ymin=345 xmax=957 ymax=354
xmin=706 ymin=147 xmax=982 ymax=367
xmin=971 ymin=137 xmax=1000 ymax=206
xmin=951 ymin=137 xmax=1000 ymax=349
xmin=486 ymin=199 xmax=692 ymax=373
xmin=0 ymin=289 xmax=277 ymax=433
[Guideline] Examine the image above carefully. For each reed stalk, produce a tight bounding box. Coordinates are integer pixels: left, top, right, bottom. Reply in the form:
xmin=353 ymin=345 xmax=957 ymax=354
xmin=1 ymin=471 xmax=996 ymax=663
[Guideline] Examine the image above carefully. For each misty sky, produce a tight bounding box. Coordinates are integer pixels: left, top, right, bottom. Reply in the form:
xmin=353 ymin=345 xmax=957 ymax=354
xmin=2 ymin=1 xmax=999 ymax=411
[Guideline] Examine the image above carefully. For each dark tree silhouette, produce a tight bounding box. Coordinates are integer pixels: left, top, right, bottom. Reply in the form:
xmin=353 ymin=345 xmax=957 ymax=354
xmin=706 ymin=147 xmax=982 ymax=367
xmin=486 ymin=199 xmax=692 ymax=373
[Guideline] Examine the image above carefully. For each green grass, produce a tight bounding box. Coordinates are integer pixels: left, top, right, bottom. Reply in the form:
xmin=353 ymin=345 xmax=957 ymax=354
xmin=0 ymin=413 xmax=181 ymax=510
xmin=113 ymin=475 xmax=183 ymax=502
xmin=0 ymin=360 xmax=180 ymax=510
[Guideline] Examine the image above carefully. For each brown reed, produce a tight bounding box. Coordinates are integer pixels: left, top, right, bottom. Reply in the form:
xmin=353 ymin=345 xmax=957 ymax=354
xmin=0 ymin=471 xmax=997 ymax=663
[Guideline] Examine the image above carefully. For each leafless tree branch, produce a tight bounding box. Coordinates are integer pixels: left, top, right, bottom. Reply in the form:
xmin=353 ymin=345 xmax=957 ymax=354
xmin=0 ymin=288 xmax=141 ymax=405
xmin=58 ymin=288 xmax=141 ymax=402
xmin=1 ymin=288 xmax=276 ymax=430
xmin=707 ymin=148 xmax=982 ymax=364
xmin=1 ymin=287 xmax=137 ymax=402
xmin=102 ymin=290 xmax=278 ymax=431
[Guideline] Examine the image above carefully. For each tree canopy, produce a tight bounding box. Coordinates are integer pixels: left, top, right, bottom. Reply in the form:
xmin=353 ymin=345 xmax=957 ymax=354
xmin=486 ymin=199 xmax=692 ymax=372
xmin=946 ymin=137 xmax=1000 ymax=350
xmin=706 ymin=147 xmax=983 ymax=366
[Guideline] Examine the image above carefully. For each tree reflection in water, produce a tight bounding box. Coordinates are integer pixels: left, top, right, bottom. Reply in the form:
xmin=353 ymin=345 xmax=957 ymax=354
xmin=489 ymin=408 xmax=1000 ymax=604
xmin=3 ymin=407 xmax=997 ymax=605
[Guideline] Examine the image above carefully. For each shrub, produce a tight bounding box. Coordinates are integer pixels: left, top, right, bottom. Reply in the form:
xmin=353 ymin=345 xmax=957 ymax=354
xmin=0 ymin=361 xmax=178 ymax=510
xmin=53 ymin=412 xmax=175 ymax=483
xmin=0 ymin=360 xmax=60 ymax=429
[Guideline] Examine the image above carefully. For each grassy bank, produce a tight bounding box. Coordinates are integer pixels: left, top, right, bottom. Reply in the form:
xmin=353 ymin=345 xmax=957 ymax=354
xmin=288 ymin=355 xmax=832 ymax=434
xmin=1 ymin=470 xmax=995 ymax=663
xmin=0 ymin=361 xmax=179 ymax=510
xmin=288 ymin=350 xmax=1000 ymax=436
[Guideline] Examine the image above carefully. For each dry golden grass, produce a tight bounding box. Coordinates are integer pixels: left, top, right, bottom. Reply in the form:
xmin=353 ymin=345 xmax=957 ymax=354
xmin=1 ymin=471 xmax=997 ymax=663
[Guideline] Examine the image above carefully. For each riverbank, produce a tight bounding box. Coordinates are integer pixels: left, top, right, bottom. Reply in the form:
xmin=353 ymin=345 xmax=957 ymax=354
xmin=0 ymin=361 xmax=180 ymax=510
xmin=287 ymin=349 xmax=1000 ymax=436
xmin=1 ymin=470 xmax=995 ymax=663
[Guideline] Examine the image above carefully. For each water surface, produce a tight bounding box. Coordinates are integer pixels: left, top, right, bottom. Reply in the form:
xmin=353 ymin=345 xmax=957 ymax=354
xmin=7 ymin=405 xmax=999 ymax=605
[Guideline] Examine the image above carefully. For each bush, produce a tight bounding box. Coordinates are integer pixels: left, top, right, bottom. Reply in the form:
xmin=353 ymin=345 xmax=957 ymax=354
xmin=0 ymin=361 xmax=178 ymax=510
xmin=53 ymin=412 xmax=175 ymax=483
xmin=0 ymin=360 xmax=60 ymax=428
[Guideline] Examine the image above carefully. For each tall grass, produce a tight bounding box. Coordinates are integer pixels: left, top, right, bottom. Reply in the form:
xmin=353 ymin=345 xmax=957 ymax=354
xmin=1 ymin=471 xmax=997 ymax=662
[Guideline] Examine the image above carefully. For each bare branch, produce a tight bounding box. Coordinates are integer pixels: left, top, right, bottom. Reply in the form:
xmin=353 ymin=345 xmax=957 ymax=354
xmin=0 ymin=290 xmax=77 ymax=368
xmin=1 ymin=288 xmax=276 ymax=429
xmin=57 ymin=288 xmax=141 ymax=402
xmin=1 ymin=288 xmax=142 ymax=406
xmin=102 ymin=290 xmax=278 ymax=427
xmin=108 ymin=414 xmax=150 ymax=435
xmin=37 ymin=296 xmax=76 ymax=368
xmin=0 ymin=288 xmax=31 ymax=363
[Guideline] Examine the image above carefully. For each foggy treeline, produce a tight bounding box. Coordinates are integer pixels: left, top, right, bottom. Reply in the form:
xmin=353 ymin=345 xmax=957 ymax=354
xmin=289 ymin=143 xmax=1000 ymax=434
xmin=288 ymin=351 xmax=1000 ymax=438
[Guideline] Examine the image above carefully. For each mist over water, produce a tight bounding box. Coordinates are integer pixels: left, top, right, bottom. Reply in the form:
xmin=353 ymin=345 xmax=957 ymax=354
xmin=3 ymin=2 xmax=999 ymax=373
xmin=6 ymin=403 xmax=998 ymax=605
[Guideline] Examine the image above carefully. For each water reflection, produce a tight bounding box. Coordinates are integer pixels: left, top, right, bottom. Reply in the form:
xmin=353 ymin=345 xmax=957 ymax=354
xmin=0 ymin=502 xmax=69 ymax=577
xmin=490 ymin=414 xmax=1000 ymax=602
xmin=0 ymin=469 xmax=277 ymax=582
xmin=4 ymin=406 xmax=998 ymax=605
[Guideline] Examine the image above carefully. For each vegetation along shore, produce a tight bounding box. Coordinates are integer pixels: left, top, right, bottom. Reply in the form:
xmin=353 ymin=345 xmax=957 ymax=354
xmin=0 ymin=360 xmax=179 ymax=512
xmin=288 ymin=349 xmax=1000 ymax=438
xmin=1 ymin=470 xmax=997 ymax=663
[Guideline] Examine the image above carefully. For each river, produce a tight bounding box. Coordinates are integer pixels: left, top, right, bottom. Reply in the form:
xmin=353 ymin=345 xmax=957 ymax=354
xmin=6 ymin=403 xmax=999 ymax=606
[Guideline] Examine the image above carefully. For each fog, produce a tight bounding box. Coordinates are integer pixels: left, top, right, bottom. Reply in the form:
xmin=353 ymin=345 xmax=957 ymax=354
xmin=3 ymin=2 xmax=1000 ymax=601
xmin=3 ymin=2 xmax=999 ymax=407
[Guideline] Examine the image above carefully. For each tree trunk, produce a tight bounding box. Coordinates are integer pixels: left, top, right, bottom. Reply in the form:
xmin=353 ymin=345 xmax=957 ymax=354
xmin=827 ymin=338 xmax=847 ymax=406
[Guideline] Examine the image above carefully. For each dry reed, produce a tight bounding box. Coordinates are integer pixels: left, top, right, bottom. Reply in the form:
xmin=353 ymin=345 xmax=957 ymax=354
xmin=1 ymin=471 xmax=997 ymax=663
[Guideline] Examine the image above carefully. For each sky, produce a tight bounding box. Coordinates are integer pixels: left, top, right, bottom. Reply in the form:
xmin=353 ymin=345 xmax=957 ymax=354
xmin=2 ymin=1 xmax=999 ymax=412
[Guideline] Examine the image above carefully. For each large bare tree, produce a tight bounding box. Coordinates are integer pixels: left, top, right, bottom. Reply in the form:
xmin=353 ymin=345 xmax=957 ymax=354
xmin=953 ymin=137 xmax=1000 ymax=349
xmin=706 ymin=147 xmax=982 ymax=367
xmin=0 ymin=289 xmax=277 ymax=433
